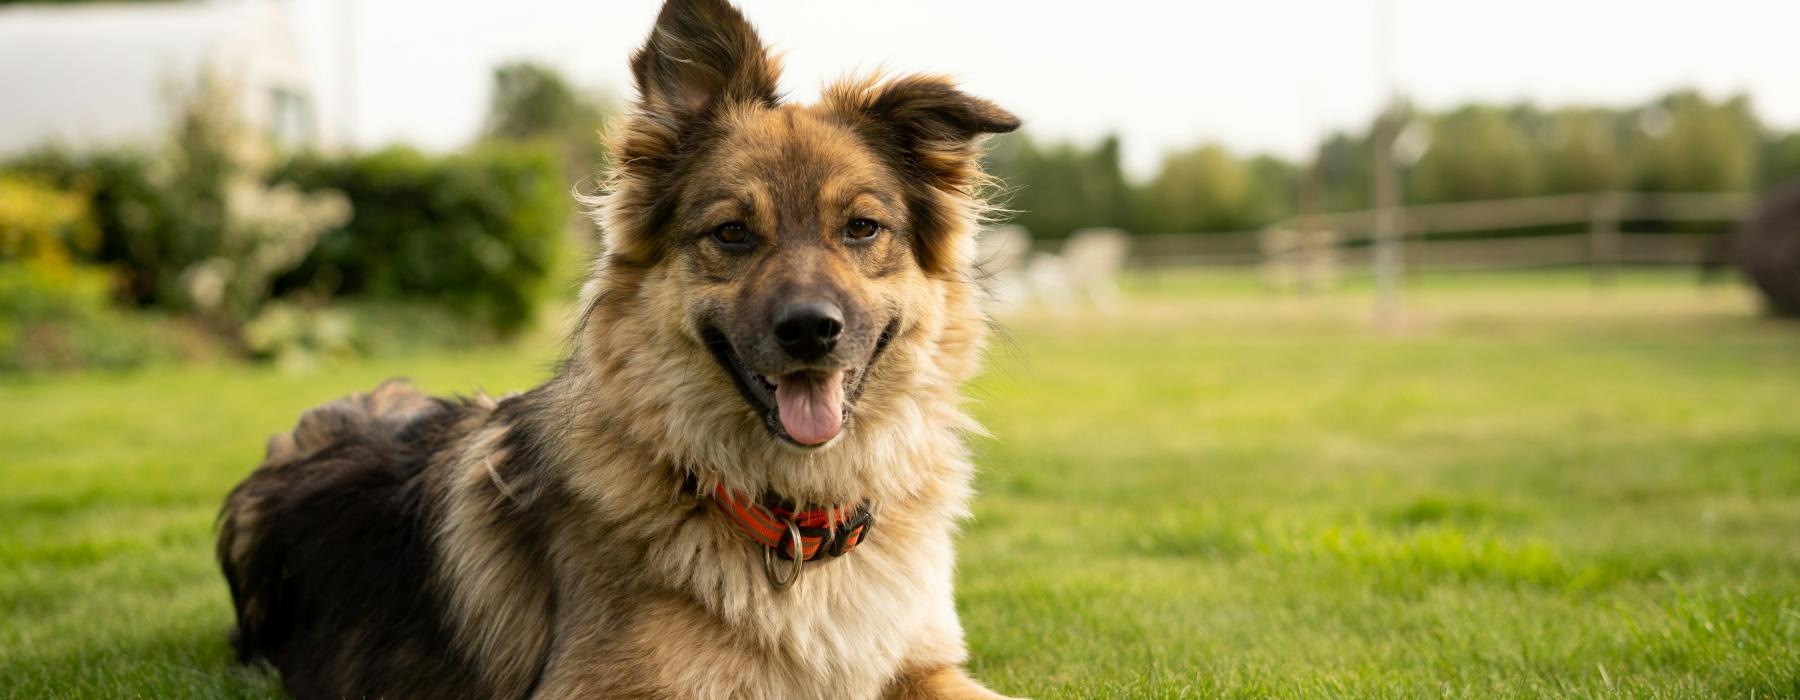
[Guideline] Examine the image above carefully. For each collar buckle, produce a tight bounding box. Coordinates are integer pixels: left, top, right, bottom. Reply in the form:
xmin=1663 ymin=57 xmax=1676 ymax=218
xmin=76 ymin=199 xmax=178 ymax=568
xmin=825 ymin=507 xmax=874 ymax=559
xmin=763 ymin=519 xmax=805 ymax=589
xmin=702 ymin=481 xmax=877 ymax=590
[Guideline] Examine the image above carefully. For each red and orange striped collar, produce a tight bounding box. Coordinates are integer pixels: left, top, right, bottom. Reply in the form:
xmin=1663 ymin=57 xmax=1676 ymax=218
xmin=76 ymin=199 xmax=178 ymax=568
xmin=707 ymin=482 xmax=874 ymax=564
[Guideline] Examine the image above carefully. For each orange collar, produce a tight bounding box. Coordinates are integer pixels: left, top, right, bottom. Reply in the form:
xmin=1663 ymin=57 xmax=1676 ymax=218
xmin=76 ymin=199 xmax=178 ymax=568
xmin=707 ymin=482 xmax=874 ymax=563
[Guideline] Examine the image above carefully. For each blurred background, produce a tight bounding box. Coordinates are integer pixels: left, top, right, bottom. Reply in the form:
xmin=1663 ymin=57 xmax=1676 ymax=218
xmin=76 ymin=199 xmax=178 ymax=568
xmin=3 ymin=0 xmax=1799 ymax=696
xmin=2 ymin=0 xmax=1799 ymax=368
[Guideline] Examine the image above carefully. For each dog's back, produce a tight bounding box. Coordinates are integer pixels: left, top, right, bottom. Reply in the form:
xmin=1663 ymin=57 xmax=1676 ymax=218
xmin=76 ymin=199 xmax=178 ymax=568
xmin=217 ymin=381 xmax=490 ymax=699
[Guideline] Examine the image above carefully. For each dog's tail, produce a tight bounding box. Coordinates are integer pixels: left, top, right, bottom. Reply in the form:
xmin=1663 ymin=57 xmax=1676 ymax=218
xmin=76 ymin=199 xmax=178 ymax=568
xmin=216 ymin=379 xmax=436 ymax=663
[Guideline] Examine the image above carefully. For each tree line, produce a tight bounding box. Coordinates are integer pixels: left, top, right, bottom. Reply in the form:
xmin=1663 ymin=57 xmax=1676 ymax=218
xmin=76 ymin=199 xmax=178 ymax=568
xmin=987 ymin=90 xmax=1800 ymax=239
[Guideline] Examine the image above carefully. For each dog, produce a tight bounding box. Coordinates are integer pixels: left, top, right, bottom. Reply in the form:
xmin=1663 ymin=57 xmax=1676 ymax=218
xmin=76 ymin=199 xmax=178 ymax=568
xmin=215 ymin=0 xmax=1020 ymax=697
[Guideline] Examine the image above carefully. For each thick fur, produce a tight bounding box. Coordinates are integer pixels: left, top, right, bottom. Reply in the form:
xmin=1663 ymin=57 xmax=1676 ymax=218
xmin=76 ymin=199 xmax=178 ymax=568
xmin=217 ymin=0 xmax=1019 ymax=698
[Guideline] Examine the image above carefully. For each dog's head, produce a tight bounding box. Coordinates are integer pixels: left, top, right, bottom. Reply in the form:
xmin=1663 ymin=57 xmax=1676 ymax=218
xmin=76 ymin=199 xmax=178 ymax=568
xmin=580 ymin=0 xmax=1014 ymax=491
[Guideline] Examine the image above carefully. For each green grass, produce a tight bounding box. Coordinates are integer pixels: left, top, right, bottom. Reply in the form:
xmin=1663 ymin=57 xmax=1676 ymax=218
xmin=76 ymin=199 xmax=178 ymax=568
xmin=5 ymin=271 xmax=1799 ymax=698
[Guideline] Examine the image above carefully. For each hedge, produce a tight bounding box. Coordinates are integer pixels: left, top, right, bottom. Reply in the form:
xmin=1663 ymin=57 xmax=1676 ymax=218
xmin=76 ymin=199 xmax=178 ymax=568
xmin=272 ymin=144 xmax=567 ymax=334
xmin=5 ymin=150 xmax=215 ymax=309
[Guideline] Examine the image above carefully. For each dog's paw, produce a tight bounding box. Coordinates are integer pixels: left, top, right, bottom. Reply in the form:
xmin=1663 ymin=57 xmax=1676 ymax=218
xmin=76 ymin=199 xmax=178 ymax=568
xmin=884 ymin=666 xmax=1027 ymax=700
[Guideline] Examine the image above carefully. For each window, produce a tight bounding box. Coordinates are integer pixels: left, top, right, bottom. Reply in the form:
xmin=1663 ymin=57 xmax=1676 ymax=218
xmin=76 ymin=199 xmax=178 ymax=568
xmin=269 ymin=88 xmax=313 ymax=148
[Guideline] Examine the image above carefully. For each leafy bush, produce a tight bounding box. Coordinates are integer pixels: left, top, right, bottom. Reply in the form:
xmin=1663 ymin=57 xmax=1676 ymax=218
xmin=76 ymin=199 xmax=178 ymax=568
xmin=1 ymin=73 xmax=564 ymax=372
xmin=272 ymin=145 xmax=566 ymax=334
xmin=0 ymin=177 xmax=161 ymax=372
xmin=0 ymin=174 xmax=101 ymax=268
xmin=181 ymin=178 xmax=349 ymax=325
xmin=239 ymin=301 xmax=355 ymax=373
xmin=4 ymin=150 xmax=189 ymax=306
xmin=0 ymin=262 xmax=166 ymax=373
xmin=7 ymin=75 xmax=349 ymax=326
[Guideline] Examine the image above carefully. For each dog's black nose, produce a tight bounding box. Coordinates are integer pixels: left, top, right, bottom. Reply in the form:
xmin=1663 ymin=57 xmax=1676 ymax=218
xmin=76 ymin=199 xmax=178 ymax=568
xmin=773 ymin=300 xmax=843 ymax=361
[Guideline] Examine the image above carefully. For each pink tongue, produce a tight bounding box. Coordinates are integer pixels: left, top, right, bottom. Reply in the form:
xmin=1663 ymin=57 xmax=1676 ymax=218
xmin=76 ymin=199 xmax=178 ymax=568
xmin=774 ymin=371 xmax=845 ymax=445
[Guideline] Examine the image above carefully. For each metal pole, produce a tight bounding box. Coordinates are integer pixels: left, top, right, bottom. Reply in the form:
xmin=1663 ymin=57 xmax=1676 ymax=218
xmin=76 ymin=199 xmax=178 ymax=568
xmin=1588 ymin=191 xmax=1622 ymax=289
xmin=1298 ymin=69 xmax=1324 ymax=294
xmin=1373 ymin=113 xmax=1403 ymax=328
xmin=337 ymin=0 xmax=358 ymax=150
xmin=1372 ymin=0 xmax=1403 ymax=329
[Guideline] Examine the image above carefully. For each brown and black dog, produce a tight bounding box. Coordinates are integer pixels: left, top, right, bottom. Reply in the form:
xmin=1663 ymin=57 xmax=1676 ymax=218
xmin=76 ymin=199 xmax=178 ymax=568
xmin=217 ymin=0 xmax=1020 ymax=697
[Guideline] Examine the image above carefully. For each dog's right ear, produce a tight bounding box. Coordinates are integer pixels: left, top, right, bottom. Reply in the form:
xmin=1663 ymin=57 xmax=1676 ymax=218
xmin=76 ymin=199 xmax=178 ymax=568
xmin=600 ymin=0 xmax=779 ymax=264
xmin=629 ymin=0 xmax=780 ymax=122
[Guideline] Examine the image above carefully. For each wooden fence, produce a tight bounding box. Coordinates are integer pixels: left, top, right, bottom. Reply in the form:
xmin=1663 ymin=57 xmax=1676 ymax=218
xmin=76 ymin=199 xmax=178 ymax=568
xmin=1119 ymin=191 xmax=1754 ymax=286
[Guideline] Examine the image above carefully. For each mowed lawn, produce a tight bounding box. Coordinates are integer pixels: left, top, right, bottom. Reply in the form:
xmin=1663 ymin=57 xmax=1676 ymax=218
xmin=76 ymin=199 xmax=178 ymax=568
xmin=4 ymin=271 xmax=1799 ymax=698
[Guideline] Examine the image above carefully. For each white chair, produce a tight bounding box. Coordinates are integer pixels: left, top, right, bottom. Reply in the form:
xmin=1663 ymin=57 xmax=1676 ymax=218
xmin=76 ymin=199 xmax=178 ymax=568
xmin=974 ymin=225 xmax=1033 ymax=312
xmin=1061 ymin=227 xmax=1131 ymax=309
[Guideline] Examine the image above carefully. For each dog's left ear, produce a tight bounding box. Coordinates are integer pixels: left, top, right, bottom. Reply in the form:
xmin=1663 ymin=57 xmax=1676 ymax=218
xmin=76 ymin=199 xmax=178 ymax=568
xmin=827 ymin=75 xmax=1020 ymax=272
xmin=831 ymin=74 xmax=1019 ymax=189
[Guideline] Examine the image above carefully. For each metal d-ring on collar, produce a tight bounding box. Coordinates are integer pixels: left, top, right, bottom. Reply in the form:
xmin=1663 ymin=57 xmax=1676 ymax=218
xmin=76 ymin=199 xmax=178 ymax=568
xmin=763 ymin=519 xmax=805 ymax=589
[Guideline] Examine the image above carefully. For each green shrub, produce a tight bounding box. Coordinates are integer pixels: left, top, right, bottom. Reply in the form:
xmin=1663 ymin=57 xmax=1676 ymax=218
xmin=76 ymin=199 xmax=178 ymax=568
xmin=182 ymin=179 xmax=349 ymax=325
xmin=0 ymin=177 xmax=160 ymax=372
xmin=0 ymin=174 xmax=101 ymax=268
xmin=239 ymin=301 xmax=355 ymax=373
xmin=4 ymin=74 xmax=345 ymax=326
xmin=1 ymin=74 xmax=562 ymax=371
xmin=348 ymin=300 xmax=514 ymax=356
xmin=0 ymin=262 xmax=167 ymax=373
xmin=4 ymin=150 xmax=192 ymax=307
xmin=272 ymin=145 xmax=566 ymax=334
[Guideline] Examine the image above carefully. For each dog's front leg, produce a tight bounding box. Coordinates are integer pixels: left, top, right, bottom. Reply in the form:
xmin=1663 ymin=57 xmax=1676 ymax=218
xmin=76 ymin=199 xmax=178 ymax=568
xmin=883 ymin=666 xmax=1022 ymax=700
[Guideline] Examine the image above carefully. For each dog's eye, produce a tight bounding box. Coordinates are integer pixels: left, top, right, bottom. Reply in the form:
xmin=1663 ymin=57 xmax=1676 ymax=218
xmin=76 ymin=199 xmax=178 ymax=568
xmin=844 ymin=218 xmax=882 ymax=241
xmin=711 ymin=222 xmax=752 ymax=249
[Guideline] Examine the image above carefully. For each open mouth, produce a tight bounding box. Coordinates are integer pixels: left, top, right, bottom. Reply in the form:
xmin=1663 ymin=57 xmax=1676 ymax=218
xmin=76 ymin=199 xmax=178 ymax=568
xmin=703 ymin=321 xmax=897 ymax=448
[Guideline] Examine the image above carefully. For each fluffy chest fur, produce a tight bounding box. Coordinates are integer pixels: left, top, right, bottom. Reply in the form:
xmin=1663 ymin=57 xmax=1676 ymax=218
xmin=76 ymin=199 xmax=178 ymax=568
xmin=596 ymin=492 xmax=972 ymax=699
xmin=427 ymin=372 xmax=980 ymax=699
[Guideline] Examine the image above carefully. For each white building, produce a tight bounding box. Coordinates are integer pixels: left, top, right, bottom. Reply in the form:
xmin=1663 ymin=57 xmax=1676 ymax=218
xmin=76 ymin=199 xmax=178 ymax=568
xmin=0 ymin=1 xmax=329 ymax=155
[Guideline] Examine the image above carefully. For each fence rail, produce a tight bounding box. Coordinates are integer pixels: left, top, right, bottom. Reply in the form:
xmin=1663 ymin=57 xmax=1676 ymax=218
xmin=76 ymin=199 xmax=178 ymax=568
xmin=1114 ymin=191 xmax=1749 ymax=281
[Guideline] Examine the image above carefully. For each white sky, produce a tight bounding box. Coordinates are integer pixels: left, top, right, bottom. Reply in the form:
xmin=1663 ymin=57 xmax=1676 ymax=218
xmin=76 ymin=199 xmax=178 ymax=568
xmin=286 ymin=0 xmax=1800 ymax=179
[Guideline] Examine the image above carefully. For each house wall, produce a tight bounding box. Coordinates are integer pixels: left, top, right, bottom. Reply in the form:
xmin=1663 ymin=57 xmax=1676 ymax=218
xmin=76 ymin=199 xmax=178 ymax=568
xmin=0 ymin=1 xmax=329 ymax=155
